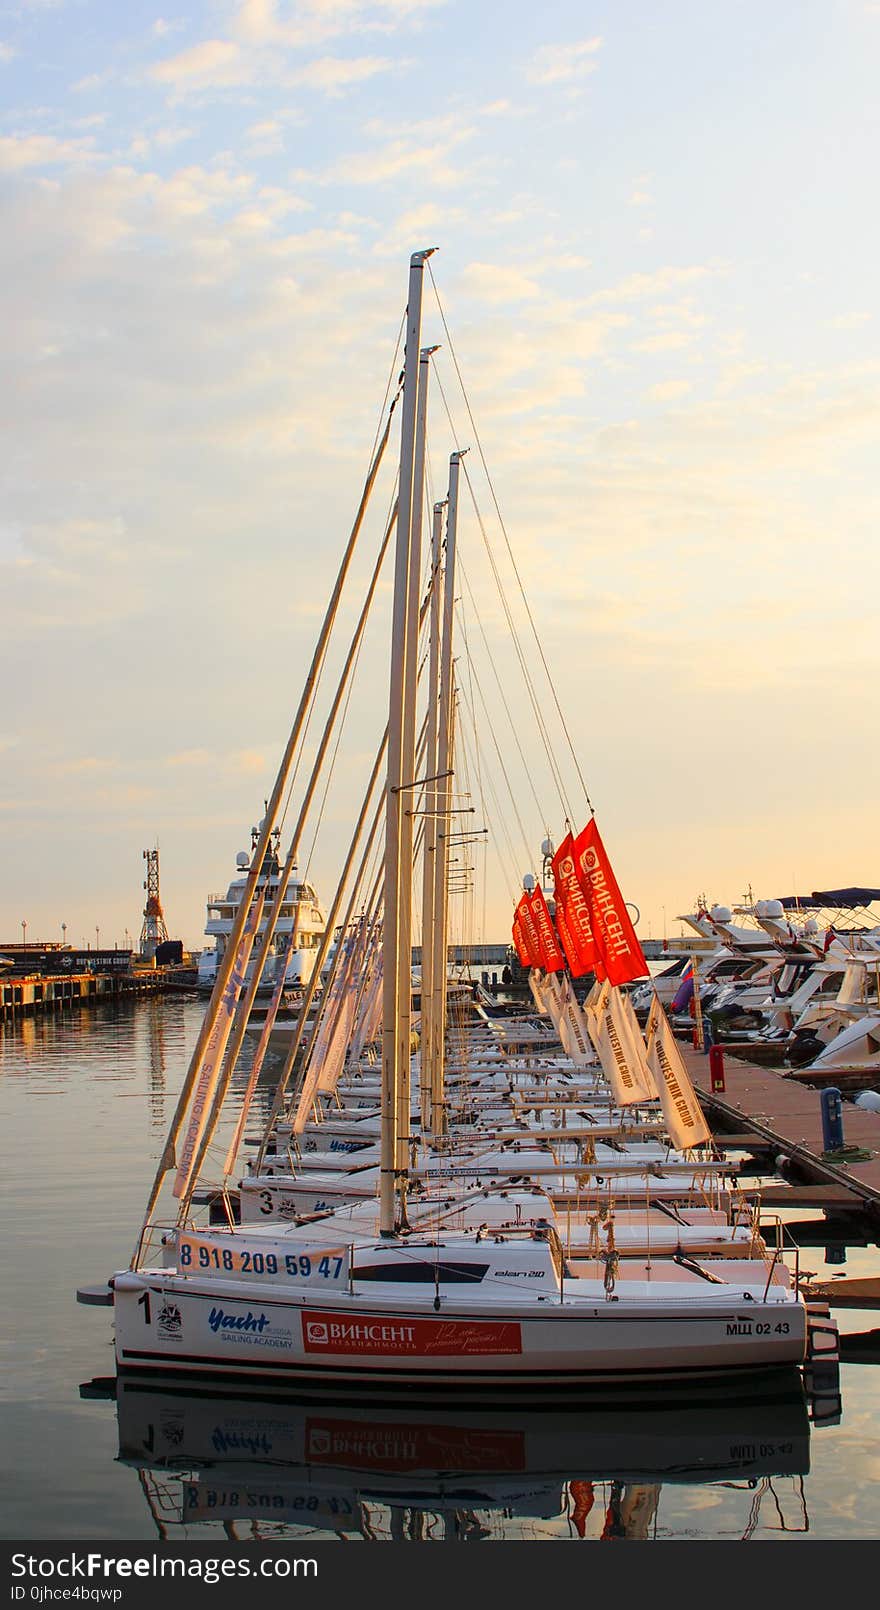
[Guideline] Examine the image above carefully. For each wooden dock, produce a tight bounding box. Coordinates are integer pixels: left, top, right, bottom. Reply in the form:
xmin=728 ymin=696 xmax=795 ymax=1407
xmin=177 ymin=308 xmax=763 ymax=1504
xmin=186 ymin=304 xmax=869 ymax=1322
xmin=0 ymin=966 xmax=197 ymax=1023
xmin=683 ymin=1041 xmax=880 ymax=1221
xmin=801 ymin=1277 xmax=880 ymax=1309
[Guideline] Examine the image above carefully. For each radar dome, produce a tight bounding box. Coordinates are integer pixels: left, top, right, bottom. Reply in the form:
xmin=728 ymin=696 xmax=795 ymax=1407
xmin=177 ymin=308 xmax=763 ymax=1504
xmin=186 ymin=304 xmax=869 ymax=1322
xmin=804 ymin=917 xmax=818 ymax=934
xmin=710 ymin=905 xmax=732 ymax=923
xmin=756 ymin=898 xmax=784 ymax=919
xmin=236 ymin=851 xmax=249 ymax=868
xmin=522 ymin=873 xmax=536 ymax=892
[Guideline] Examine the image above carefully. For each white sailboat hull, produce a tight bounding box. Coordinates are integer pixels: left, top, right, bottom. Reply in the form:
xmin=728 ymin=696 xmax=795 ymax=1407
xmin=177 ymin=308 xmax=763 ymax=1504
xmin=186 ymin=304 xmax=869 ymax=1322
xmin=113 ymin=1270 xmax=807 ymax=1387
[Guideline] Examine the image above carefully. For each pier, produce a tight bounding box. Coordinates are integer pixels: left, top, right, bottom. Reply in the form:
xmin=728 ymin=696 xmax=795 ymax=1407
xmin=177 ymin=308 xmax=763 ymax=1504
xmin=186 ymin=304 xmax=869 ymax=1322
xmin=0 ymin=963 xmax=197 ymax=1022
xmin=681 ymin=1040 xmax=880 ymax=1223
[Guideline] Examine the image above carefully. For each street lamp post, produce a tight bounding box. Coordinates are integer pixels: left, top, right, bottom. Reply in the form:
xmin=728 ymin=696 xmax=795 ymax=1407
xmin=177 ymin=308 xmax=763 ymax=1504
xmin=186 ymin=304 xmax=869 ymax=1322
xmin=21 ymin=919 xmax=27 ymax=949
xmin=61 ymin=922 xmax=67 ymax=948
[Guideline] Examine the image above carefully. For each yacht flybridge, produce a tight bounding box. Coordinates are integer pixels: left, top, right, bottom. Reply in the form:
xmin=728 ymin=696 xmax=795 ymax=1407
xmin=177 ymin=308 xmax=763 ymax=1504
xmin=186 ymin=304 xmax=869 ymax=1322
xmin=197 ymin=823 xmax=326 ymax=996
xmin=80 ymin=251 xmax=832 ymax=1392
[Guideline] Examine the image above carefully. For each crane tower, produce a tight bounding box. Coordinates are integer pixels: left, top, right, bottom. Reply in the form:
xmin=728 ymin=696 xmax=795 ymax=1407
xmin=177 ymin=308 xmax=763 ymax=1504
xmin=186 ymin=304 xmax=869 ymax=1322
xmin=140 ymin=848 xmax=170 ymax=959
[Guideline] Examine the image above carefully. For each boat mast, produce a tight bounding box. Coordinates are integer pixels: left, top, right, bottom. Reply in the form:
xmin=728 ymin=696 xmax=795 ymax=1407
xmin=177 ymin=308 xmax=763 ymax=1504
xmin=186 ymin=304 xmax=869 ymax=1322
xmin=394 ymin=342 xmax=435 ymax=1215
xmin=380 ymin=248 xmax=435 ymax=1235
xmin=419 ymin=498 xmax=445 ymax=1134
xmin=429 ymin=450 xmax=463 ymax=1137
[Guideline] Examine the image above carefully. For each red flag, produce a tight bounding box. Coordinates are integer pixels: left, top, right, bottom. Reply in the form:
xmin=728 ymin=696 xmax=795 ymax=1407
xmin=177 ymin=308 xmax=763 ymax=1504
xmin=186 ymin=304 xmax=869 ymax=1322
xmin=511 ymin=914 xmax=529 ymax=968
xmin=515 ymin=893 xmax=542 ymax=967
xmin=553 ymin=895 xmax=582 ymax=977
xmin=551 ymin=832 xmax=601 ymax=979
xmin=528 ymin=886 xmax=566 ymax=973
xmin=572 ymin=817 xmax=648 ymax=986
xmin=569 ymin=1480 xmax=595 ymax=1539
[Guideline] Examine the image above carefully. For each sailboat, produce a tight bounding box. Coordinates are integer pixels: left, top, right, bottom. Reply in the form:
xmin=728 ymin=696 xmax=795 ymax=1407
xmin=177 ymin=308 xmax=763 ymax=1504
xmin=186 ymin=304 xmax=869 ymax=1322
xmin=80 ymin=250 xmax=824 ymax=1390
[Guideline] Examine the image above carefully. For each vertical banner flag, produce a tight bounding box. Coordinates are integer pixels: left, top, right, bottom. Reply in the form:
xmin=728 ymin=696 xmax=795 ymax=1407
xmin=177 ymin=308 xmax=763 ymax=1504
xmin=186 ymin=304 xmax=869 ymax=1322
xmin=606 ymin=985 xmax=657 ymax=1101
xmin=573 ymin=818 xmax=648 ymax=987
xmin=515 ymin=894 xmax=542 ymax=968
xmin=528 ymin=886 xmax=566 ymax=973
xmin=511 ymin=914 xmax=530 ymax=969
xmin=551 ymin=971 xmax=594 ymax=1067
xmin=645 ymin=994 xmax=711 ymax=1150
xmin=551 ymin=833 xmax=600 ymax=979
xmin=554 ymin=895 xmax=581 ymax=977
xmin=529 ymin=970 xmax=551 ymax=1018
xmin=584 ymin=980 xmax=644 ymax=1107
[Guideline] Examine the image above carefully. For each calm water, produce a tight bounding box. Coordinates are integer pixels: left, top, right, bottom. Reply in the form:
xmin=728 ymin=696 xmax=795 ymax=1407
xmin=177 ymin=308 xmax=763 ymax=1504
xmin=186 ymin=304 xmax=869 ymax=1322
xmin=2 ymin=996 xmax=880 ymax=1542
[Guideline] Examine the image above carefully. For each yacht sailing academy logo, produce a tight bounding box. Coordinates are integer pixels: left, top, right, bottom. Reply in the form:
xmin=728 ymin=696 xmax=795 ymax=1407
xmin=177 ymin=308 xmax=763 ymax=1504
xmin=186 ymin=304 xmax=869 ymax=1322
xmin=301 ymin=1311 xmax=522 ymax=1356
xmin=157 ymin=1301 xmax=182 ymax=1340
xmin=207 ymin=1306 xmax=293 ymax=1350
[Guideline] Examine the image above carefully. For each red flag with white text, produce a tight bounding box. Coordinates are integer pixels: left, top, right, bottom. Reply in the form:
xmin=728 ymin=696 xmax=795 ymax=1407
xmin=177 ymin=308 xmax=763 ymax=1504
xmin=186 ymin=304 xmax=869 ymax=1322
xmin=528 ymin=885 xmax=566 ymax=973
xmin=515 ymin=893 xmax=542 ymax=968
xmin=511 ymin=914 xmax=529 ymax=969
xmin=551 ymin=832 xmax=602 ymax=979
xmin=554 ymin=894 xmax=582 ymax=977
xmin=572 ymin=817 xmax=648 ymax=986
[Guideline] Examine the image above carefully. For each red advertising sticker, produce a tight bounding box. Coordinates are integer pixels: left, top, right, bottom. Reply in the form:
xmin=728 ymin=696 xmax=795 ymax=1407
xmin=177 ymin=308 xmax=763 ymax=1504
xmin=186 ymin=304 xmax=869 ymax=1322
xmin=301 ymin=1310 xmax=522 ymax=1357
xmin=305 ymin=1417 xmax=525 ymax=1472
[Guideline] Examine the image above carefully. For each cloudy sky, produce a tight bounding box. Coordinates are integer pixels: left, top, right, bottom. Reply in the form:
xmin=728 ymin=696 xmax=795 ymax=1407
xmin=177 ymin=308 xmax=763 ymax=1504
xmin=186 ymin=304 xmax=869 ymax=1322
xmin=2 ymin=0 xmax=879 ymax=953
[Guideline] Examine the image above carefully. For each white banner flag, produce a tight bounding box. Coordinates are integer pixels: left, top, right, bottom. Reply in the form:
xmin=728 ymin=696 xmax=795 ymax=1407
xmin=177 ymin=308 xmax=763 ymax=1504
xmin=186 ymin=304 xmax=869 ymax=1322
xmin=585 ymin=980 xmax=646 ymax=1107
xmin=529 ymin=969 xmax=552 ymax=1018
xmin=548 ymin=972 xmax=595 ymax=1067
xmin=612 ymin=986 xmax=659 ymax=1100
xmin=645 ymin=993 xmax=712 ymax=1150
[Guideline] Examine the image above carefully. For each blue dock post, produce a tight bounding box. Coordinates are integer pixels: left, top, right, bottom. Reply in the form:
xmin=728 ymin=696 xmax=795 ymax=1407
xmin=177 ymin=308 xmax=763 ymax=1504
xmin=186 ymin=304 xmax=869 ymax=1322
xmin=820 ymin=1087 xmax=845 ymax=1154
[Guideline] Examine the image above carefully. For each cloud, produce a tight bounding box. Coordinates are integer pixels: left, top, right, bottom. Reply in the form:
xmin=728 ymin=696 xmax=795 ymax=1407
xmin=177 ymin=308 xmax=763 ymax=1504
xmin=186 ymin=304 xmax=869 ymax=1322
xmin=290 ymin=53 xmax=395 ymax=92
xmin=230 ymin=749 xmax=267 ymax=774
xmin=457 ymin=261 xmax=541 ymax=304
xmin=53 ymin=756 xmax=119 ymax=775
xmin=590 ymin=264 xmax=723 ymax=306
xmin=152 ymin=39 xmax=244 ymax=88
xmin=164 ymin=748 xmax=266 ymax=775
xmin=0 ymin=133 xmax=97 ymax=170
xmin=165 ymin=749 xmax=212 ymax=768
xmin=527 ymin=37 xmax=601 ymax=87
xmin=829 ymin=311 xmax=872 ymax=330
xmin=646 ymin=379 xmax=692 ymax=402
xmin=321 ymin=116 xmax=475 ymax=186
xmin=633 ymin=330 xmax=695 ymax=353
xmin=234 ymin=0 xmax=446 ymax=47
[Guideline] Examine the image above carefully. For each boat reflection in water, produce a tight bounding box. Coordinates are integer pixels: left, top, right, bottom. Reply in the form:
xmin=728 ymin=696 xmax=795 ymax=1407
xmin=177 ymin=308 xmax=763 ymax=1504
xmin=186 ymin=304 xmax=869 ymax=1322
xmin=89 ymin=1369 xmax=837 ymax=1542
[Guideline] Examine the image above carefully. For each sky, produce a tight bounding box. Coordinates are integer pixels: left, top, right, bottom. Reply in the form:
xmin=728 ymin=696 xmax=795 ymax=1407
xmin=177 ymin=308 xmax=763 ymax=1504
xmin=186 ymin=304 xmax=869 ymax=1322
xmin=2 ymin=0 xmax=879 ymax=952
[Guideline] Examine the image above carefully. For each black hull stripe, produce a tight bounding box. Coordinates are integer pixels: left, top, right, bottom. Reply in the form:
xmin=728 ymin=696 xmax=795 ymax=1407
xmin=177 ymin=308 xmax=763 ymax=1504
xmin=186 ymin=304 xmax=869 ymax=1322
xmin=119 ymin=1348 xmax=798 ymax=1384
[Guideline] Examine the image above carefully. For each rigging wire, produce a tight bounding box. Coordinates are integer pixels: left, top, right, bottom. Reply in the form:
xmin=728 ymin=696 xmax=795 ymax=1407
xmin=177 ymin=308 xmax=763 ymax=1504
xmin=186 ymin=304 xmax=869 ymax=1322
xmin=457 ymin=551 xmax=547 ymax=827
xmin=427 ymin=352 xmax=568 ymax=825
xmin=454 ymin=672 xmax=526 ymax=902
xmin=457 ymin=631 xmax=536 ymax=877
xmin=427 ymin=260 xmax=596 ymax=819
xmin=456 ymin=580 xmax=489 ymax=958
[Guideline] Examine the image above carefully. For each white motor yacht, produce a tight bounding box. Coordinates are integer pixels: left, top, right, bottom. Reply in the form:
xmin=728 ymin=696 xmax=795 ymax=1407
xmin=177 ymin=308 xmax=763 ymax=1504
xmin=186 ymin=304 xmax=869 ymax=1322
xmin=197 ymin=824 xmax=326 ymax=996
